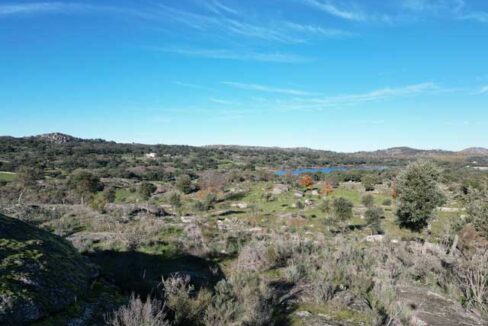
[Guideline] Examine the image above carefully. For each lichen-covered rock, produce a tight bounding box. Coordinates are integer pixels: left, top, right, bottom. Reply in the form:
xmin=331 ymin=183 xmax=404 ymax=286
xmin=104 ymin=203 xmax=170 ymax=218
xmin=397 ymin=287 xmax=485 ymax=326
xmin=271 ymin=184 xmax=289 ymax=195
xmin=0 ymin=214 xmax=97 ymax=325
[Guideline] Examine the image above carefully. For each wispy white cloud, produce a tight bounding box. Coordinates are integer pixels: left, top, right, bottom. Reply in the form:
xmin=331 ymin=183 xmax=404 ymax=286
xmin=285 ymin=22 xmax=356 ymax=38
xmin=400 ymin=0 xmax=488 ymax=24
xmin=0 ymin=0 xmax=354 ymax=63
xmin=459 ymin=11 xmax=488 ymax=23
xmin=0 ymin=2 xmax=155 ymax=19
xmin=252 ymin=82 xmax=440 ymax=112
xmin=173 ymin=81 xmax=215 ymax=92
xmin=159 ymin=82 xmax=449 ymax=119
xmin=209 ymin=98 xmax=236 ymax=105
xmin=478 ymin=85 xmax=488 ymax=94
xmin=0 ymin=2 xmax=86 ymax=16
xmin=215 ymin=82 xmax=440 ymax=113
xmin=307 ymin=82 xmax=438 ymax=107
xmin=200 ymin=0 xmax=239 ymax=16
xmin=157 ymin=3 xmax=351 ymax=43
xmin=154 ymin=47 xmax=311 ymax=63
xmin=223 ymin=82 xmax=315 ymax=96
xmin=297 ymin=0 xmax=366 ymax=21
xmin=224 ymin=19 xmax=302 ymax=43
xmin=400 ymin=0 xmax=465 ymax=13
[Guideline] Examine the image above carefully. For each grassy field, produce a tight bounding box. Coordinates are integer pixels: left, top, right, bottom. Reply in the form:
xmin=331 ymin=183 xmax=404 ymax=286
xmin=0 ymin=171 xmax=16 ymax=182
xmin=190 ymin=180 xmax=461 ymax=243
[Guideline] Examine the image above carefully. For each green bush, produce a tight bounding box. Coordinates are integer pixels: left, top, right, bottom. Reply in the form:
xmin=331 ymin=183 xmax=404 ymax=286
xmin=333 ymin=197 xmax=353 ymax=221
xmin=175 ymin=174 xmax=192 ymax=194
xmin=365 ymin=207 xmax=384 ymax=234
xmin=139 ymin=182 xmax=156 ymax=200
xmin=362 ymin=194 xmax=375 ymax=208
xmin=396 ymin=160 xmax=445 ymax=231
xmin=466 ymin=185 xmax=488 ymax=237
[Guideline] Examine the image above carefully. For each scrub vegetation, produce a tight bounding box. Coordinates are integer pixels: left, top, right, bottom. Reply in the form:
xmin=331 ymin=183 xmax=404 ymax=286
xmin=0 ymin=133 xmax=487 ymax=325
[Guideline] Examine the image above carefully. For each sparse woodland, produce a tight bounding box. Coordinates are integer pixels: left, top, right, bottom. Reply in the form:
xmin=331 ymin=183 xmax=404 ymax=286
xmin=0 ymin=134 xmax=487 ymax=325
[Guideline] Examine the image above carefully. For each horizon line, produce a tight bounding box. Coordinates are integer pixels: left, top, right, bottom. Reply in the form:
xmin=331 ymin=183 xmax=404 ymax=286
xmin=3 ymin=132 xmax=487 ymax=155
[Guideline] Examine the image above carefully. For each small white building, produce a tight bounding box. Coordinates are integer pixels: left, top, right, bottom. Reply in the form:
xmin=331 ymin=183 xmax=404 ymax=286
xmin=145 ymin=152 xmax=157 ymax=159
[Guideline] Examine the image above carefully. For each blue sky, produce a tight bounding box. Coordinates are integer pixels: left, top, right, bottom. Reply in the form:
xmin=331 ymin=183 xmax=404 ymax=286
xmin=0 ymin=0 xmax=487 ymax=151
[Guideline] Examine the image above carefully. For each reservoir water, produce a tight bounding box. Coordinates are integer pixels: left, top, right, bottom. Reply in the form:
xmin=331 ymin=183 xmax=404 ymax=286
xmin=275 ymin=166 xmax=387 ymax=176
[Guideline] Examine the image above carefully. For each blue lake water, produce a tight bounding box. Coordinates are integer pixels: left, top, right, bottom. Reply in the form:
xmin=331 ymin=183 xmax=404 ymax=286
xmin=275 ymin=166 xmax=387 ymax=176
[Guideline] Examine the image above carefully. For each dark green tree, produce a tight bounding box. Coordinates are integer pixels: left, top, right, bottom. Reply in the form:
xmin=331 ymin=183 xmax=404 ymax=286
xmin=15 ymin=166 xmax=42 ymax=203
xmin=361 ymin=194 xmax=375 ymax=208
xmin=466 ymin=184 xmax=488 ymax=237
xmin=365 ymin=207 xmax=384 ymax=234
xmin=175 ymin=174 xmax=192 ymax=194
xmin=139 ymin=182 xmax=157 ymax=200
xmin=102 ymin=186 xmax=117 ymax=203
xmin=168 ymin=192 xmax=182 ymax=212
xmin=361 ymin=174 xmax=376 ymax=192
xmin=396 ymin=160 xmax=445 ymax=231
xmin=332 ymin=197 xmax=354 ymax=231
xmin=68 ymin=170 xmax=101 ymax=204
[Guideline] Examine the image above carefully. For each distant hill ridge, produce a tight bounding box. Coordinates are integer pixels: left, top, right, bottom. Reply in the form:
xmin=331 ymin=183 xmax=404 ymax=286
xmin=4 ymin=133 xmax=487 ymax=156
xmin=34 ymin=132 xmax=81 ymax=144
xmin=460 ymin=147 xmax=488 ymax=155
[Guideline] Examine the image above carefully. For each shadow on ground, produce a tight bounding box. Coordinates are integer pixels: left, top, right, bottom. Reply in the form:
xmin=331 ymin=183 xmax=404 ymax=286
xmin=87 ymin=251 xmax=224 ymax=297
xmin=269 ymin=280 xmax=300 ymax=326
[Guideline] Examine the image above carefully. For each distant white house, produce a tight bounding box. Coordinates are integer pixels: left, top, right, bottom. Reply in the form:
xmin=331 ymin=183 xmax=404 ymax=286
xmin=145 ymin=152 xmax=157 ymax=159
xmin=474 ymin=166 xmax=488 ymax=171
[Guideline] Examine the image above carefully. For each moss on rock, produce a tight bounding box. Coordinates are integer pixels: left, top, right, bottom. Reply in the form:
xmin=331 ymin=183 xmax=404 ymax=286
xmin=0 ymin=214 xmax=97 ymax=324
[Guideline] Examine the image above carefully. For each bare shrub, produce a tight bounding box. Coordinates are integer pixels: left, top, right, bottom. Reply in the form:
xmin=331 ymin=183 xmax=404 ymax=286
xmin=204 ymin=280 xmax=240 ymax=326
xmin=108 ymin=294 xmax=169 ymax=326
xmin=307 ymin=268 xmax=336 ymax=303
xmin=466 ymin=184 xmax=488 ymax=237
xmin=198 ymin=170 xmax=228 ymax=193
xmin=236 ymin=241 xmax=270 ymax=272
xmin=229 ymin=272 xmax=274 ymax=326
xmin=454 ymin=249 xmax=488 ymax=312
xmin=163 ymin=275 xmax=212 ymax=325
xmin=182 ymin=223 xmax=208 ymax=255
xmin=283 ymin=261 xmax=306 ymax=284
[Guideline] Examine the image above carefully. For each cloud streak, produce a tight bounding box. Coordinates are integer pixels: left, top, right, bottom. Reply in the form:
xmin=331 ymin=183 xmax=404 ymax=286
xmin=173 ymin=81 xmax=215 ymax=92
xmin=0 ymin=2 xmax=354 ymax=43
xmin=233 ymin=82 xmax=440 ymax=112
xmin=478 ymin=85 xmax=488 ymax=94
xmin=297 ymin=0 xmax=366 ymax=21
xmin=400 ymin=0 xmax=465 ymax=13
xmin=295 ymin=82 xmax=439 ymax=109
xmin=212 ymin=82 xmax=440 ymax=113
xmin=0 ymin=2 xmax=86 ymax=16
xmin=0 ymin=2 xmax=155 ymax=19
xmin=156 ymin=2 xmax=353 ymax=43
xmin=459 ymin=11 xmax=488 ymax=23
xmin=223 ymin=82 xmax=315 ymax=96
xmin=154 ymin=47 xmax=310 ymax=63
xmin=400 ymin=0 xmax=488 ymax=24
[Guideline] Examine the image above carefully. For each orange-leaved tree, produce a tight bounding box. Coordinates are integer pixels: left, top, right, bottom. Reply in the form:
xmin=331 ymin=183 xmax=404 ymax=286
xmin=321 ymin=181 xmax=334 ymax=196
xmin=298 ymin=175 xmax=314 ymax=188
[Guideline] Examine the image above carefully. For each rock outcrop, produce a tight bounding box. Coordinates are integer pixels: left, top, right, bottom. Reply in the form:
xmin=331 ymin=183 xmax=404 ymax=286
xmin=0 ymin=214 xmax=97 ymax=324
xmin=104 ymin=203 xmax=170 ymax=218
xmin=397 ymin=287 xmax=485 ymax=326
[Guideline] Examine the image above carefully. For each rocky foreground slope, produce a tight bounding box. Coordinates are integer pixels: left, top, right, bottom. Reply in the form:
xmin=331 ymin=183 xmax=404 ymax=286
xmin=0 ymin=214 xmax=97 ymax=324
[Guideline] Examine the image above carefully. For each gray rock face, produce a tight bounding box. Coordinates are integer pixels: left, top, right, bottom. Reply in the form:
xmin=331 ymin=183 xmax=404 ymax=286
xmin=397 ymin=287 xmax=485 ymax=326
xmin=0 ymin=214 xmax=97 ymax=325
xmin=271 ymin=184 xmax=289 ymax=195
xmin=35 ymin=132 xmax=80 ymax=144
xmin=105 ymin=203 xmax=170 ymax=218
